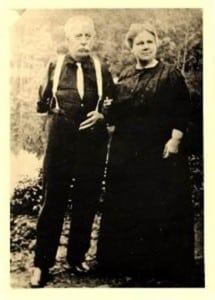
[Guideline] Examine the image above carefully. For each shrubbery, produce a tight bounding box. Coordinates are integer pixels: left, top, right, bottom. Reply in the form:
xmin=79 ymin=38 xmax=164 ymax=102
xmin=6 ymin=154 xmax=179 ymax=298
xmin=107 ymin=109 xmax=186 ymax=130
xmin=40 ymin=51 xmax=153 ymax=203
xmin=10 ymin=215 xmax=37 ymax=252
xmin=188 ymin=155 xmax=203 ymax=221
xmin=11 ymin=170 xmax=43 ymax=217
xmin=10 ymin=169 xmax=43 ymax=252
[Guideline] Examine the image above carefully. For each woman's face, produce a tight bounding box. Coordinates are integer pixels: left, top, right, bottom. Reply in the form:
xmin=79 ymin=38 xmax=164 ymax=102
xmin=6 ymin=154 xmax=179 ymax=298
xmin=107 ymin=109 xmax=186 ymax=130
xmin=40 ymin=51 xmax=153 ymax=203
xmin=131 ymin=30 xmax=157 ymax=64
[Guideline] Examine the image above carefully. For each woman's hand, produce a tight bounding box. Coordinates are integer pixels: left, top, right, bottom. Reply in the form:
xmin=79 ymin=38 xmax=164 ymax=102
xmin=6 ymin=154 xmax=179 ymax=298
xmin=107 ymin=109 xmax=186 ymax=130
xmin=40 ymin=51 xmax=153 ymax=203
xmin=163 ymin=129 xmax=183 ymax=158
xmin=163 ymin=138 xmax=180 ymax=158
xmin=79 ymin=111 xmax=104 ymax=130
xmin=103 ymin=97 xmax=113 ymax=109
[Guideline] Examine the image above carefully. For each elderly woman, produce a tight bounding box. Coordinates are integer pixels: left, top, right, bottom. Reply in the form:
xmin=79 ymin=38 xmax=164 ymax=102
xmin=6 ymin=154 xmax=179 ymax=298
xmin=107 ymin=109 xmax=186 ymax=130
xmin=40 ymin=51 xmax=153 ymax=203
xmin=97 ymin=23 xmax=194 ymax=286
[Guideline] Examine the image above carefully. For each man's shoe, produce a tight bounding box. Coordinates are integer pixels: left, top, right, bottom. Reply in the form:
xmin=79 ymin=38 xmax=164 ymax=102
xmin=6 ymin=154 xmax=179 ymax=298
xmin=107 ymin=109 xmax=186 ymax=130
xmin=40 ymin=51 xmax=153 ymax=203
xmin=30 ymin=267 xmax=49 ymax=288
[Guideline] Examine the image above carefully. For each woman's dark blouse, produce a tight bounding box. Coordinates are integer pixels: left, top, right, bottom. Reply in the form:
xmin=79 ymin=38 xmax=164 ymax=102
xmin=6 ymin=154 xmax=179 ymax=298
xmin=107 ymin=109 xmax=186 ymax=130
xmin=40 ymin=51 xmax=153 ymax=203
xmin=109 ymin=61 xmax=190 ymax=156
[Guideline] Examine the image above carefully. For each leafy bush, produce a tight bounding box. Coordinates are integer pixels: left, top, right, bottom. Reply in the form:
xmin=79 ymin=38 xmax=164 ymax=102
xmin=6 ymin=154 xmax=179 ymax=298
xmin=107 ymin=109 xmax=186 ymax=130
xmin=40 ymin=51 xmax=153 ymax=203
xmin=10 ymin=169 xmax=43 ymax=217
xmin=188 ymin=154 xmax=203 ymax=221
xmin=10 ymin=215 xmax=37 ymax=252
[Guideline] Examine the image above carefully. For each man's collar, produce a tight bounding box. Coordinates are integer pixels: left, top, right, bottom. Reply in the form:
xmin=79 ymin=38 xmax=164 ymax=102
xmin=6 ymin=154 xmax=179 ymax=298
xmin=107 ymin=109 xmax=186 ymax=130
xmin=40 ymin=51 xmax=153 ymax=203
xmin=64 ymin=54 xmax=76 ymax=65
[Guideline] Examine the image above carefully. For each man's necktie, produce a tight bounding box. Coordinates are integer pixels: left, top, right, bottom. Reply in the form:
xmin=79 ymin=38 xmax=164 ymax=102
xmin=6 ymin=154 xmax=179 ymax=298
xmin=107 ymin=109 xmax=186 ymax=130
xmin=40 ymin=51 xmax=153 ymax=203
xmin=76 ymin=62 xmax=84 ymax=100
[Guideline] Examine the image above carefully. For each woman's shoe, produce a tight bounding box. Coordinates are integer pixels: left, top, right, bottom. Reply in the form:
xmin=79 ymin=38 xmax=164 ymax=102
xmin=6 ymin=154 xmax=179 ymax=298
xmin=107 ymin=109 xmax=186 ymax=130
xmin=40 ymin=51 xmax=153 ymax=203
xmin=69 ymin=262 xmax=91 ymax=276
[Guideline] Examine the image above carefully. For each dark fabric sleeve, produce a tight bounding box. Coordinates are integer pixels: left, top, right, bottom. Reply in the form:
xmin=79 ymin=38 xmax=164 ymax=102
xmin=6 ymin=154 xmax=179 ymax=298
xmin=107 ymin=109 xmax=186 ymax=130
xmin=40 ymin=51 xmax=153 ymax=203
xmin=168 ymin=67 xmax=191 ymax=133
xmin=37 ymin=60 xmax=54 ymax=113
xmin=102 ymin=65 xmax=115 ymax=100
xmin=103 ymin=65 xmax=138 ymax=125
xmin=105 ymin=80 xmax=136 ymax=125
xmin=100 ymin=64 xmax=116 ymax=124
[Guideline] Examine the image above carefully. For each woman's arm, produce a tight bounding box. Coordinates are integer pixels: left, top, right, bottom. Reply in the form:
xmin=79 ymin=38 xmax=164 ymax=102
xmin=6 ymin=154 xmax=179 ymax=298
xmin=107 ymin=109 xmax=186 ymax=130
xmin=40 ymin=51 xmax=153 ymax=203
xmin=163 ymin=67 xmax=190 ymax=158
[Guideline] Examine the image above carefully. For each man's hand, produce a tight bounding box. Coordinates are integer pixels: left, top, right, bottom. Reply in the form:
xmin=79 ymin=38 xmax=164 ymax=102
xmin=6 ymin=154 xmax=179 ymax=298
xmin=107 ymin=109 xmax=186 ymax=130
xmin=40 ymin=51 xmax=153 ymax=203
xmin=79 ymin=110 xmax=104 ymax=130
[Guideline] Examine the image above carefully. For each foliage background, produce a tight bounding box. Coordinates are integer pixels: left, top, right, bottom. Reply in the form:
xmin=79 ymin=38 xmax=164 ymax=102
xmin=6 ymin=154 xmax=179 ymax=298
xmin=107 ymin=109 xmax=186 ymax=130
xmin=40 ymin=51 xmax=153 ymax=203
xmin=10 ymin=9 xmax=203 ymax=287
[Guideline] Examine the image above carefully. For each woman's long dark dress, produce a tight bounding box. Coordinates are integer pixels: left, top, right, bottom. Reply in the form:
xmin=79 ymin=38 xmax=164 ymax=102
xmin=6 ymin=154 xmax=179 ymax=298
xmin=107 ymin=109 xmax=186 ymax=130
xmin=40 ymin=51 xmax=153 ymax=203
xmin=97 ymin=61 xmax=194 ymax=283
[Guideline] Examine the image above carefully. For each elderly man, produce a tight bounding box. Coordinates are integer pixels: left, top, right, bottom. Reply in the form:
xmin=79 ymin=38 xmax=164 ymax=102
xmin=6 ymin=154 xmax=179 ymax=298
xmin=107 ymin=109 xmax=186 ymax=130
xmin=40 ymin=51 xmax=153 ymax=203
xmin=30 ymin=15 xmax=114 ymax=287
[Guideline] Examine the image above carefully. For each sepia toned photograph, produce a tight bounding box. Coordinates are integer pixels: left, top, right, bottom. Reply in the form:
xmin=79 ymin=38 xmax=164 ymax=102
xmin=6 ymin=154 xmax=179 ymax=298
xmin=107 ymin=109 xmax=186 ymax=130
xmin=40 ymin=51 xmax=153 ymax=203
xmin=10 ymin=8 xmax=204 ymax=288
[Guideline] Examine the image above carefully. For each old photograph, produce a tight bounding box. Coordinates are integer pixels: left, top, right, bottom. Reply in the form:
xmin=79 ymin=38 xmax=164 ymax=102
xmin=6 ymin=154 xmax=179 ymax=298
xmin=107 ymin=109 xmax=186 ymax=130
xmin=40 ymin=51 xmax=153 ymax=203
xmin=9 ymin=8 xmax=204 ymax=288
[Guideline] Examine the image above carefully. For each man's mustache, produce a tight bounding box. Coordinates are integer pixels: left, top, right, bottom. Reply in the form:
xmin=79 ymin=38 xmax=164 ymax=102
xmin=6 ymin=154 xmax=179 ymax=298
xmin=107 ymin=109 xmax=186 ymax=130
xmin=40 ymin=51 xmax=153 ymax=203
xmin=78 ymin=48 xmax=90 ymax=52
